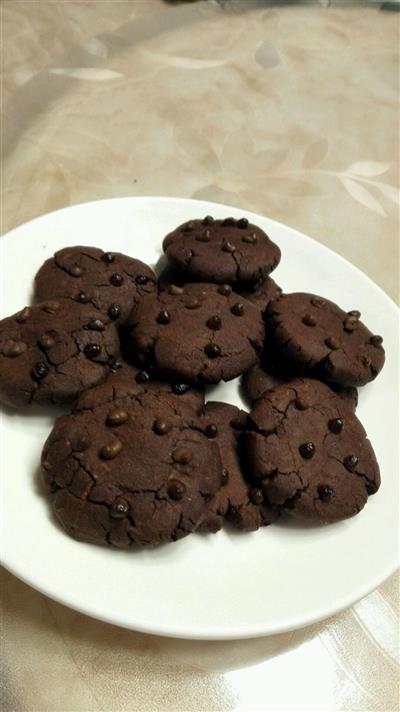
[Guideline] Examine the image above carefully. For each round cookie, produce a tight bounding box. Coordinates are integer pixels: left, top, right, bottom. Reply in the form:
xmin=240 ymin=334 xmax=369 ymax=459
xmin=42 ymin=390 xmax=222 ymax=547
xmin=242 ymin=362 xmax=358 ymax=411
xmin=266 ymin=292 xmax=385 ymax=387
xmin=198 ymin=402 xmax=276 ymax=532
xmin=34 ymin=246 xmax=156 ymax=324
xmin=128 ymin=283 xmax=265 ymax=385
xmin=244 ymin=378 xmax=380 ymax=524
xmin=0 ymin=300 xmax=120 ymax=407
xmin=163 ymin=216 xmax=281 ymax=284
xmin=235 ymin=276 xmax=282 ymax=314
xmin=78 ymin=356 xmax=205 ymax=414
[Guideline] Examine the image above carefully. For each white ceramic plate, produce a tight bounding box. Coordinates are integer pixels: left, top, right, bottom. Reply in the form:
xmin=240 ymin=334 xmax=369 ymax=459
xmin=1 ymin=197 xmax=398 ymax=640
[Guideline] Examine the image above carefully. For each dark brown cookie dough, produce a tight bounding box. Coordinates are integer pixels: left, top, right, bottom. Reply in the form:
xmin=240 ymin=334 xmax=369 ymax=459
xmin=34 ymin=246 xmax=156 ymax=324
xmin=198 ymin=402 xmax=275 ymax=532
xmin=244 ymin=378 xmax=380 ymax=524
xmin=0 ymin=300 xmax=119 ymax=407
xmin=78 ymin=356 xmax=205 ymax=414
xmin=163 ymin=216 xmax=281 ymax=284
xmin=242 ymin=362 xmax=358 ymax=411
xmin=42 ymin=390 xmax=222 ymax=547
xmin=235 ymin=276 xmax=282 ymax=314
xmin=266 ymin=292 xmax=385 ymax=387
xmin=128 ymin=283 xmax=265 ymax=385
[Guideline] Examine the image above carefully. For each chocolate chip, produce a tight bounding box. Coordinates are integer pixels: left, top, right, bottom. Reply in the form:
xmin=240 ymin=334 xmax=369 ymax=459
xmin=153 ymin=418 xmax=172 ymax=435
xmin=76 ymin=291 xmax=88 ymax=303
xmin=136 ymin=370 xmax=150 ymax=384
xmin=231 ymin=303 xmax=244 ymax=316
xmin=344 ymin=317 xmax=357 ymax=332
xmin=83 ymin=343 xmax=101 ymax=359
xmin=156 ymin=310 xmax=171 ymax=324
xmin=318 ymin=485 xmax=333 ymax=502
xmin=106 ymin=408 xmax=129 ymax=426
xmin=361 ymin=355 xmax=372 ymax=367
xmin=183 ymin=221 xmax=195 ymax=232
xmin=302 ymin=313 xmax=316 ymax=327
xmin=42 ymin=301 xmax=60 ymax=314
xmin=135 ymin=274 xmax=149 ymax=285
xmin=185 ymin=299 xmax=201 ymax=309
xmin=207 ymin=315 xmax=222 ymax=330
xmin=2 ymin=340 xmax=27 ymax=357
xmin=110 ymin=498 xmax=129 ymax=518
xmin=295 ymin=396 xmax=309 ymax=410
xmin=222 ymin=242 xmax=235 ymax=253
xmin=102 ymin=252 xmax=115 ymax=263
xmin=249 ymin=487 xmax=264 ymax=504
xmin=87 ymin=318 xmax=105 ymax=331
xmin=167 ymin=481 xmax=186 ymax=500
xmin=108 ymin=304 xmax=120 ymax=320
xmin=70 ymin=265 xmax=82 ymax=277
xmin=196 ymin=232 xmax=211 ymax=242
xmin=31 ymin=361 xmax=49 ymax=381
xmin=348 ymin=310 xmax=361 ymax=319
xmin=204 ymin=343 xmax=221 ymax=358
xmin=171 ymin=383 xmax=189 ymax=395
xmin=39 ymin=333 xmax=55 ymax=350
xmin=168 ymin=285 xmax=184 ymax=295
xmin=110 ymin=273 xmax=123 ymax=287
xmin=202 ymin=215 xmax=214 ymax=225
xmin=370 ymin=335 xmax=383 ymax=347
xmin=328 ymin=418 xmax=343 ymax=434
xmin=325 ymin=336 xmax=340 ymax=350
xmin=71 ymin=434 xmax=90 ymax=452
xmin=173 ymin=447 xmax=192 ymax=465
xmin=366 ymin=482 xmax=377 ymax=495
xmin=205 ymin=424 xmax=218 ymax=439
xmin=222 ymin=217 xmax=236 ymax=226
xmin=237 ymin=217 xmax=249 ymax=229
xmin=218 ymin=284 xmax=232 ymax=296
xmin=109 ymin=358 xmax=122 ymax=373
xmin=311 ymin=297 xmax=325 ymax=308
xmin=221 ymin=468 xmax=229 ymax=485
xmin=100 ymin=440 xmax=122 ymax=460
xmin=344 ymin=454 xmax=359 ymax=472
xmin=242 ymin=233 xmax=258 ymax=244
xmin=16 ymin=307 xmax=31 ymax=323
xmin=299 ymin=442 xmax=316 ymax=459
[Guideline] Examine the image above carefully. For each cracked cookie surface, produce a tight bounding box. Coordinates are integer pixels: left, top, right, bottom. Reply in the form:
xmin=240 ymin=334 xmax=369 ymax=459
xmin=0 ymin=300 xmax=119 ymax=407
xmin=128 ymin=283 xmax=265 ymax=384
xmin=79 ymin=356 xmax=205 ymax=414
xmin=244 ymin=378 xmax=380 ymax=524
xmin=42 ymin=390 xmax=222 ymax=547
xmin=162 ymin=216 xmax=281 ymax=284
xmin=266 ymin=292 xmax=385 ymax=387
xmin=198 ymin=402 xmax=276 ymax=532
xmin=242 ymin=361 xmax=358 ymax=411
xmin=34 ymin=245 xmax=156 ymax=324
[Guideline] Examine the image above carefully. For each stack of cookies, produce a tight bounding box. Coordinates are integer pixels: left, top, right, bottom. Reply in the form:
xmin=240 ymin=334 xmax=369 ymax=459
xmin=0 ymin=216 xmax=385 ymax=548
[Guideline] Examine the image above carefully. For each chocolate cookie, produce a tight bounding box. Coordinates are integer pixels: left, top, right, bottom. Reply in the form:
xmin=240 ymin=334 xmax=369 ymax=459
xmin=78 ymin=357 xmax=205 ymax=414
xmin=198 ymin=402 xmax=275 ymax=532
xmin=128 ymin=283 xmax=264 ymax=384
xmin=266 ymin=293 xmax=385 ymax=387
xmin=244 ymin=379 xmax=380 ymax=524
xmin=242 ymin=362 xmax=358 ymax=411
xmin=42 ymin=390 xmax=222 ymax=547
xmin=34 ymin=246 xmax=156 ymax=324
xmin=0 ymin=300 xmax=119 ymax=407
xmin=235 ymin=276 xmax=282 ymax=313
xmin=163 ymin=216 xmax=281 ymax=284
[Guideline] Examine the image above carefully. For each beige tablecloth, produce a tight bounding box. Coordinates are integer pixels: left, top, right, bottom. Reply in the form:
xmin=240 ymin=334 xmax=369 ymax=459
xmin=2 ymin=1 xmax=399 ymax=710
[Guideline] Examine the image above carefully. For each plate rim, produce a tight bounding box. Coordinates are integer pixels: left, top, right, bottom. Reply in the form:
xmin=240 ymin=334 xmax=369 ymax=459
xmin=1 ymin=195 xmax=399 ymax=640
